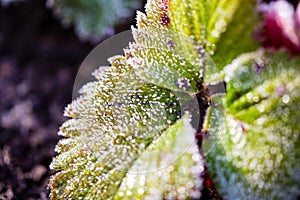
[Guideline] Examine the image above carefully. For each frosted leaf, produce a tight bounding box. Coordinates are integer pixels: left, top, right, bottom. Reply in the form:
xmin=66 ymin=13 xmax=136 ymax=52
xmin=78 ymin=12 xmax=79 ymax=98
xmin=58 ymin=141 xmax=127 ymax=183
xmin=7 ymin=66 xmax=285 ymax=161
xmin=129 ymin=27 xmax=205 ymax=92
xmin=115 ymin=115 xmax=204 ymax=200
xmin=205 ymin=50 xmax=300 ymax=199
xmin=130 ymin=0 xmax=260 ymax=89
xmin=50 ymin=0 xmax=261 ymax=199
xmin=48 ymin=0 xmax=141 ymax=41
xmin=50 ymin=57 xmax=182 ymax=199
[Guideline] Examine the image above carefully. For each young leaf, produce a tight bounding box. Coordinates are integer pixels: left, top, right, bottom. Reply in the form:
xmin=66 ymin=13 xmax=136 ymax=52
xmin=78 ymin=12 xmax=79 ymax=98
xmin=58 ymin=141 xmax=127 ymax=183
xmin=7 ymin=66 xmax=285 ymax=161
xmin=50 ymin=56 xmax=204 ymax=199
xmin=204 ymin=50 xmax=300 ymax=199
xmin=49 ymin=56 xmax=183 ymax=199
xmin=50 ymin=0 xmax=261 ymax=199
xmin=104 ymin=115 xmax=203 ymax=200
xmin=129 ymin=0 xmax=260 ymax=90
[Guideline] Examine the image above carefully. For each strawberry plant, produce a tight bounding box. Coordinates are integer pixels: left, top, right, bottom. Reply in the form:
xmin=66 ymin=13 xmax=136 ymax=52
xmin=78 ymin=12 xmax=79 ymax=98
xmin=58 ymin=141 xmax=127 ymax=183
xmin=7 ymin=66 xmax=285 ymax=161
xmin=49 ymin=0 xmax=300 ymax=199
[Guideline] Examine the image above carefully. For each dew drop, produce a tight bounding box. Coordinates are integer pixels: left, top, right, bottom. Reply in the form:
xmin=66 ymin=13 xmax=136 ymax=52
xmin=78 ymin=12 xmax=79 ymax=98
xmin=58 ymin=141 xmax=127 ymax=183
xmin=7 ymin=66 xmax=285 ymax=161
xmin=258 ymin=104 xmax=265 ymax=112
xmin=282 ymin=94 xmax=290 ymax=104
xmin=138 ymin=188 xmax=144 ymax=195
xmin=118 ymin=191 xmax=124 ymax=197
xmin=233 ymin=81 xmax=242 ymax=89
xmin=175 ymin=77 xmax=192 ymax=91
xmin=211 ymin=30 xmax=220 ymax=38
xmin=246 ymin=93 xmax=252 ymax=101
xmin=126 ymin=190 xmax=132 ymax=196
xmin=252 ymin=96 xmax=259 ymax=103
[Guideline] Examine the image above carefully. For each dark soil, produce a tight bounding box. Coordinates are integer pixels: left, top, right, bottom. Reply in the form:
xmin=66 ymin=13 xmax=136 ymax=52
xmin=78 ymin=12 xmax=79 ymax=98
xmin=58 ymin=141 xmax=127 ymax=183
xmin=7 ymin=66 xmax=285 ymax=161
xmin=0 ymin=0 xmax=136 ymax=199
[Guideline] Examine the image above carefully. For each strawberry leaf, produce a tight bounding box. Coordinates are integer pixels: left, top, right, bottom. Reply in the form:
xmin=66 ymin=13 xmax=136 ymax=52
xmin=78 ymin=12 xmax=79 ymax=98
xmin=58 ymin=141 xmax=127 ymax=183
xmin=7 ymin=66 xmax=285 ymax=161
xmin=114 ymin=114 xmax=204 ymax=200
xmin=48 ymin=0 xmax=141 ymax=41
xmin=204 ymin=50 xmax=300 ymax=199
xmin=130 ymin=0 xmax=260 ymax=88
xmin=50 ymin=0 xmax=262 ymax=199
xmin=50 ymin=57 xmax=182 ymax=199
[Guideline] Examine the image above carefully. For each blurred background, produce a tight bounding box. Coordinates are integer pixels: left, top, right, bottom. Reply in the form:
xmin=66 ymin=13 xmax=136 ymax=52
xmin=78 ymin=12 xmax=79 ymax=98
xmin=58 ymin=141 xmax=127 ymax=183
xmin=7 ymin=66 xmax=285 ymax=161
xmin=0 ymin=0 xmax=143 ymax=199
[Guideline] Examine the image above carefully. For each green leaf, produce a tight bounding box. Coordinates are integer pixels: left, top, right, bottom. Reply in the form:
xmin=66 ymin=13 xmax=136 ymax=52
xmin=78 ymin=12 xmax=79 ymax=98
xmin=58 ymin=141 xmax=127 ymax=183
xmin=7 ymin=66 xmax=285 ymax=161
xmin=48 ymin=0 xmax=141 ymax=40
xmin=50 ymin=0 xmax=262 ymax=199
xmin=50 ymin=56 xmax=204 ymax=199
xmin=204 ymin=50 xmax=300 ymax=199
xmin=50 ymin=57 xmax=183 ymax=199
xmin=211 ymin=0 xmax=260 ymax=70
xmin=129 ymin=0 xmax=260 ymax=89
xmin=114 ymin=115 xmax=204 ymax=200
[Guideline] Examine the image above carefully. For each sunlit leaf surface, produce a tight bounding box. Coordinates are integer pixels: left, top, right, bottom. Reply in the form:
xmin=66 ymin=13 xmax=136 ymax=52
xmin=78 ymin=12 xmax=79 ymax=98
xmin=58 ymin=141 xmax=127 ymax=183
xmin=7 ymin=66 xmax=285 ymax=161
xmin=50 ymin=57 xmax=182 ymax=199
xmin=50 ymin=0 xmax=263 ymax=199
xmin=115 ymin=115 xmax=204 ymax=200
